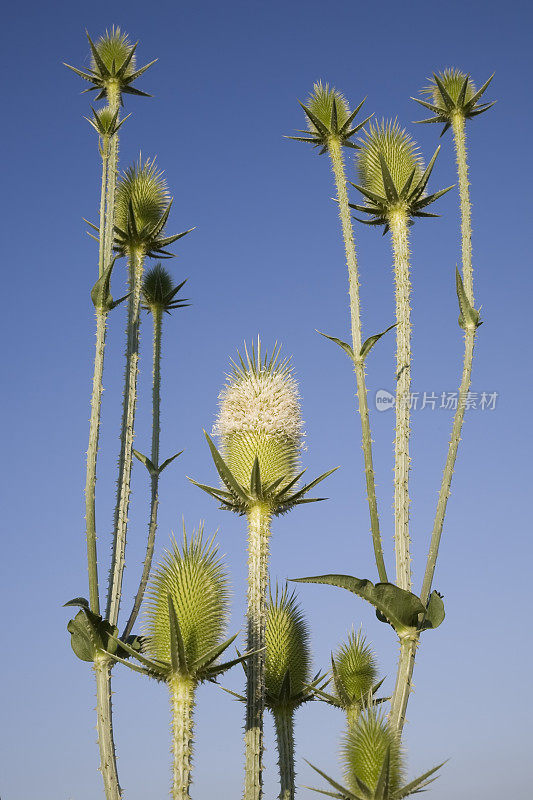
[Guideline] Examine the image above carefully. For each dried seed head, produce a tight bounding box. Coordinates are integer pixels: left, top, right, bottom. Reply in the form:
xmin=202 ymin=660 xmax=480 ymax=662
xmin=334 ymin=629 xmax=378 ymax=705
xmin=343 ymin=707 xmax=405 ymax=795
xmin=91 ymin=26 xmax=136 ymax=77
xmin=357 ymin=119 xmax=424 ymax=206
xmin=265 ymin=586 xmax=311 ymax=704
xmin=115 ymin=157 xmax=170 ymax=240
xmin=213 ymin=341 xmax=304 ymax=488
xmin=144 ymin=526 xmax=230 ymax=667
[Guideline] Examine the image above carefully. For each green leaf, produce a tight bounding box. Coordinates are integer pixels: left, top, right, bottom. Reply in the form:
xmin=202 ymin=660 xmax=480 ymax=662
xmin=299 ymin=102 xmax=329 ymax=137
xmin=411 ymin=97 xmax=444 ymax=115
xmin=419 ymin=591 xmax=445 ymax=631
xmin=330 ymin=98 xmax=338 ymax=134
xmin=187 ymin=477 xmax=235 ymax=505
xmin=126 ymin=59 xmax=158 ymax=83
xmin=359 ymin=324 xmax=396 ymax=360
xmin=158 ymin=450 xmax=183 ymax=474
xmin=91 ymin=257 xmax=119 ymax=311
xmin=133 ymin=449 xmax=158 ymax=478
xmin=86 ymin=31 xmax=110 ymax=79
xmin=413 ymin=185 xmax=454 ymax=210
xmin=317 ymin=331 xmax=355 ymax=361
xmin=63 ymin=63 xmax=100 ymax=84
xmin=250 ymin=455 xmax=262 ymax=499
xmin=204 ymin=432 xmax=250 ymax=504
xmin=305 ymin=761 xmax=360 ymax=800
xmin=395 ymin=762 xmax=446 ymax=799
xmin=67 ymin=612 xmax=97 ymax=662
xmin=457 ymin=74 xmax=469 ymax=109
xmin=291 ymin=575 xmax=425 ymax=635
xmin=350 ymin=183 xmax=387 ymax=207
xmin=64 ymin=597 xmax=89 ymax=609
xmin=456 ymin=267 xmax=481 ymax=329
xmin=106 ymin=633 xmax=168 ymax=673
xmin=190 ymin=632 xmax=239 ymax=673
xmin=283 ymin=468 xmax=338 ymax=505
xmin=399 ymin=167 xmax=416 ymax=200
xmin=205 ymin=649 xmax=256 ymax=678
xmin=409 ymin=146 xmax=440 ymax=202
xmin=338 ymin=98 xmax=366 ymax=135
xmin=168 ymin=595 xmax=188 ymax=674
xmin=378 ymin=153 xmax=398 ymax=204
xmin=465 ymin=73 xmax=494 ymax=110
xmin=433 ymin=73 xmax=454 ymax=110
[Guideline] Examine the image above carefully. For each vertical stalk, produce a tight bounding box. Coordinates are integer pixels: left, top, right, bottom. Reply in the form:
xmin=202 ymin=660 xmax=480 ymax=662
xmin=103 ymin=83 xmax=121 ymax=273
xmin=273 ymin=708 xmax=295 ymax=800
xmin=421 ymin=112 xmax=477 ymax=605
xmin=122 ymin=307 xmax=163 ymax=638
xmin=389 ymin=209 xmax=412 ymax=592
xmin=328 ymin=136 xmax=388 ymax=583
xmin=94 ymin=654 xmax=122 ymax=800
xmin=170 ymin=675 xmax=196 ymax=800
xmin=244 ymin=503 xmax=271 ymax=800
xmin=389 ymin=635 xmax=418 ymax=734
xmin=107 ymin=245 xmax=146 ymax=626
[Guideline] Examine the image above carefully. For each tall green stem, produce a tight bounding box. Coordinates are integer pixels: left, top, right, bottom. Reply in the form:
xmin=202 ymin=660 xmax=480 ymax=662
xmin=107 ymin=245 xmax=146 ymax=626
xmin=273 ymin=708 xmax=295 ymax=800
xmin=389 ymin=209 xmax=412 ymax=592
xmin=123 ymin=307 xmax=163 ymax=639
xmin=170 ymin=675 xmax=196 ymax=800
xmin=421 ymin=112 xmax=477 ymax=605
xmin=328 ymin=136 xmax=388 ymax=583
xmin=103 ymin=83 xmax=120 ymax=274
xmin=389 ymin=635 xmax=418 ymax=734
xmin=244 ymin=503 xmax=271 ymax=800
xmin=94 ymin=654 xmax=122 ymax=800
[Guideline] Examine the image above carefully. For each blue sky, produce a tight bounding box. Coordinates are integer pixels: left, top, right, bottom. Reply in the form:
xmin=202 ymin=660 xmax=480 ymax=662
xmin=1 ymin=0 xmax=531 ymax=798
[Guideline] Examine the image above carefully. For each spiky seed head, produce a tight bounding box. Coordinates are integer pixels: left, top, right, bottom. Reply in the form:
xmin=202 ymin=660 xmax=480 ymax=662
xmin=426 ymin=68 xmax=476 ymax=109
xmin=343 ymin=707 xmax=405 ymax=796
xmin=358 ymin=119 xmax=424 ymax=207
xmin=144 ymin=527 xmax=230 ymax=669
xmin=413 ymin=68 xmax=495 ymax=133
xmin=213 ymin=341 xmax=304 ymax=488
xmin=142 ymin=264 xmax=175 ymax=306
xmin=91 ymin=26 xmax=136 ymax=78
xmin=305 ymin=82 xmax=351 ymax=135
xmin=90 ymin=106 xmax=118 ymax=136
xmin=334 ymin=629 xmax=378 ymax=705
xmin=265 ymin=585 xmax=311 ymax=706
xmin=115 ymin=157 xmax=170 ymax=246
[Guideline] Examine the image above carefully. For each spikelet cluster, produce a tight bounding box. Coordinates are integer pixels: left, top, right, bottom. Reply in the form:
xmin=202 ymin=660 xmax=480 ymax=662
xmin=265 ymin=586 xmax=311 ymax=704
xmin=144 ymin=527 xmax=230 ymax=666
xmin=305 ymin=81 xmax=351 ymax=134
xmin=91 ymin=26 xmax=136 ymax=77
xmin=357 ymin=120 xmax=424 ymax=204
xmin=335 ymin=629 xmax=378 ymax=705
xmin=115 ymin=157 xmax=170 ymax=236
xmin=342 ymin=708 xmax=404 ymax=795
xmin=213 ymin=343 xmax=304 ymax=487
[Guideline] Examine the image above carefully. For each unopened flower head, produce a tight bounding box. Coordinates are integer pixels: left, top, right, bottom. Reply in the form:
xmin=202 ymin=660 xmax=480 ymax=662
xmin=334 ymin=629 xmax=378 ymax=705
xmin=342 ymin=707 xmax=404 ymax=796
xmin=425 ymin=68 xmax=476 ymax=109
xmin=91 ymin=26 xmax=136 ymax=79
xmin=305 ymin=81 xmax=351 ymax=136
xmin=265 ymin=585 xmax=311 ymax=705
xmin=213 ymin=341 xmax=304 ymax=488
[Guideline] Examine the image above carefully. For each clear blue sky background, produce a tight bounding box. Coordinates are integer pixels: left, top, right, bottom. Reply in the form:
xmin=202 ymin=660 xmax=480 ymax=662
xmin=1 ymin=1 xmax=531 ymax=798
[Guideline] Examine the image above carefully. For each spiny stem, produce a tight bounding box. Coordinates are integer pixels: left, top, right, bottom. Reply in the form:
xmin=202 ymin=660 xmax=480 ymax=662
xmin=273 ymin=708 xmax=295 ymax=800
xmin=170 ymin=675 xmax=196 ymax=800
xmin=122 ymin=307 xmax=163 ymax=639
xmin=107 ymin=245 xmax=146 ymax=627
xmin=421 ymin=112 xmax=477 ymax=605
xmin=244 ymin=503 xmax=271 ymax=800
xmin=94 ymin=654 xmax=122 ymax=800
xmin=389 ymin=635 xmax=418 ymax=734
xmin=103 ymin=83 xmax=121 ymax=275
xmin=328 ymin=136 xmax=388 ymax=583
xmin=389 ymin=209 xmax=413 ymax=592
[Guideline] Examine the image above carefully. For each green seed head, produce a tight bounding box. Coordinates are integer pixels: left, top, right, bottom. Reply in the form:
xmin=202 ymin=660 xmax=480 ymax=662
xmin=413 ymin=69 xmax=495 ymax=133
xmin=357 ymin=119 xmax=424 ymax=209
xmin=343 ymin=708 xmax=404 ymax=795
xmin=143 ymin=264 xmax=175 ymax=306
xmin=334 ymin=629 xmax=378 ymax=706
xmin=305 ymin=82 xmax=351 ymax=136
xmin=144 ymin=526 xmax=230 ymax=670
xmin=426 ymin=68 xmax=476 ymax=109
xmin=213 ymin=341 xmax=304 ymax=489
xmin=91 ymin=26 xmax=136 ymax=78
xmin=265 ymin=585 xmax=311 ymax=707
xmin=115 ymin=157 xmax=171 ymax=251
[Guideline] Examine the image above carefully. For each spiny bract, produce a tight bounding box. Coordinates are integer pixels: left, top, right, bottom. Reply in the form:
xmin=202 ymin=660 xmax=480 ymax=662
xmin=265 ymin=586 xmax=311 ymax=705
xmin=144 ymin=527 xmax=230 ymax=668
xmin=213 ymin=342 xmax=304 ymax=488
xmin=413 ymin=69 xmax=495 ymax=134
xmin=334 ymin=629 xmax=378 ymax=705
xmin=343 ymin=708 xmax=404 ymax=796
xmin=427 ymin=68 xmax=476 ymax=108
xmin=357 ymin=120 xmax=424 ymax=207
xmin=91 ymin=26 xmax=136 ymax=77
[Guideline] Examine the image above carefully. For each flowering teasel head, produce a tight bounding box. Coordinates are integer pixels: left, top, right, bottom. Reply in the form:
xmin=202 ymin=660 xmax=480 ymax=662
xmin=413 ymin=69 xmax=495 ymax=135
xmin=288 ymin=81 xmax=372 ymax=154
xmin=64 ymin=26 xmax=156 ymax=102
xmin=84 ymin=105 xmax=131 ymax=138
xmin=350 ymin=119 xmax=453 ymax=230
xmin=190 ymin=340 xmax=337 ymax=515
xmin=142 ymin=264 xmax=189 ymax=314
xmin=114 ymin=157 xmax=193 ymax=257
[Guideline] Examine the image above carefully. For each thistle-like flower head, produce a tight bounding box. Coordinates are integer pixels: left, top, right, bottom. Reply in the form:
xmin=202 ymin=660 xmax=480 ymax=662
xmin=413 ymin=69 xmax=495 ymax=135
xmin=289 ymin=81 xmax=372 ymax=154
xmin=350 ymin=119 xmax=453 ymax=229
xmin=142 ymin=264 xmax=189 ymax=313
xmin=84 ymin=105 xmax=131 ymax=138
xmin=64 ymin=27 xmax=156 ymax=102
xmin=265 ymin=585 xmax=313 ymax=710
xmin=333 ymin=629 xmax=378 ymax=707
xmin=190 ymin=340 xmax=336 ymax=515
xmin=114 ymin=157 xmax=193 ymax=257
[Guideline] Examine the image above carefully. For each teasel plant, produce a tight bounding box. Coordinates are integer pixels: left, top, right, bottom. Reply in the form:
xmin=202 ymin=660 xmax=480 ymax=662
xmin=306 ymin=705 xmax=443 ymax=800
xmin=102 ymin=526 xmax=250 ymax=800
xmin=122 ymin=264 xmax=189 ymax=639
xmin=289 ymin=83 xmax=391 ymax=584
xmin=189 ymin=341 xmax=336 ymax=800
xmin=315 ymin=629 xmax=386 ymax=727
xmin=106 ymin=157 xmax=193 ymax=629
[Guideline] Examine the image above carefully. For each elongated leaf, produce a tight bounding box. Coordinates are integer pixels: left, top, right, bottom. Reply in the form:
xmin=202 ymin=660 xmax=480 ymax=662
xmin=190 ymin=632 xmax=239 ymax=673
xmin=378 ymin=153 xmax=398 ymax=203
xmin=86 ymin=31 xmax=110 ymax=79
xmin=395 ymin=762 xmax=445 ymax=798
xmin=350 ymin=183 xmax=387 ymax=207
xmin=206 ymin=649 xmax=257 ymax=678
xmin=106 ymin=632 xmax=168 ymax=672
xmin=305 ymin=761 xmax=360 ymax=800
xmin=284 ymin=468 xmax=338 ymax=505
xmin=133 ymin=449 xmax=158 ymax=478
xmin=411 ymin=97 xmax=444 ymax=115
xmin=410 ymin=146 xmax=440 ymax=201
xmin=465 ymin=73 xmax=494 ymax=110
xmin=204 ymin=432 xmax=250 ymax=503
xmin=359 ymin=324 xmax=396 ymax=360
xmin=433 ymin=74 xmax=454 ymax=109
xmin=456 ymin=267 xmax=481 ymax=329
xmin=187 ymin=477 xmax=235 ymax=505
xmin=299 ymin=102 xmax=329 ymax=137
xmin=457 ymin=74 xmax=469 ymax=109
xmin=158 ymin=450 xmax=183 ymax=474
xmin=168 ymin=595 xmax=188 ymax=674
xmin=250 ymin=455 xmax=262 ymax=499
xmin=317 ymin=331 xmax=355 ymax=361
xmin=64 ymin=597 xmax=89 ymax=609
